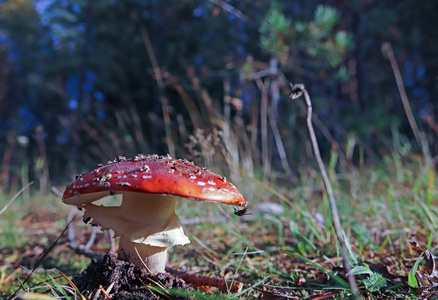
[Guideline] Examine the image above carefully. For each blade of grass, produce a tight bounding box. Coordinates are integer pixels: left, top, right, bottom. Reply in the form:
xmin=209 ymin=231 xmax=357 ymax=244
xmin=408 ymin=251 xmax=425 ymax=288
xmin=56 ymin=270 xmax=86 ymax=300
xmin=9 ymin=213 xmax=78 ymax=299
xmin=0 ymin=182 xmax=33 ymax=216
xmin=232 ymin=275 xmax=271 ymax=298
xmin=227 ymin=247 xmax=248 ymax=294
xmin=287 ymin=252 xmax=349 ymax=289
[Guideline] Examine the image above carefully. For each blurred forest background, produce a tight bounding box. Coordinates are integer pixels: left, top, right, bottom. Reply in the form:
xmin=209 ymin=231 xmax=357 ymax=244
xmin=0 ymin=0 xmax=437 ymax=193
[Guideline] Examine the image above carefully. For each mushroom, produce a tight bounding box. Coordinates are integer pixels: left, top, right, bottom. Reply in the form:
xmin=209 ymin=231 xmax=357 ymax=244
xmin=62 ymin=154 xmax=247 ymax=273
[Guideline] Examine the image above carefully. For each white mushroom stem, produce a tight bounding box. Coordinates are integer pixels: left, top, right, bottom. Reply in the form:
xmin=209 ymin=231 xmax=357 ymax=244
xmin=81 ymin=193 xmax=190 ymax=273
xmin=118 ymin=236 xmax=168 ymax=273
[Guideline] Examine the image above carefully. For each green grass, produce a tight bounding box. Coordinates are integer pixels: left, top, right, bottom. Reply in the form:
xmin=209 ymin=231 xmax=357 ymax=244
xmin=0 ymin=150 xmax=436 ymax=299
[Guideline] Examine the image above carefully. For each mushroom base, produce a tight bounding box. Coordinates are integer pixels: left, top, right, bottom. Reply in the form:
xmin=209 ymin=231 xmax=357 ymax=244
xmin=118 ymin=236 xmax=168 ymax=273
xmin=73 ymin=253 xmax=192 ymax=298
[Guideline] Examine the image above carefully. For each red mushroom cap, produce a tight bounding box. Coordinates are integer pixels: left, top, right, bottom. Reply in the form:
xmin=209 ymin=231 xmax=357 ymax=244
xmin=62 ymin=154 xmax=247 ymax=207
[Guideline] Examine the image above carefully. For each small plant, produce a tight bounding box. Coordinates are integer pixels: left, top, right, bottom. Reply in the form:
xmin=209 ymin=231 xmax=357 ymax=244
xmin=363 ymin=272 xmax=388 ymax=293
xmin=349 ymin=265 xmax=388 ymax=293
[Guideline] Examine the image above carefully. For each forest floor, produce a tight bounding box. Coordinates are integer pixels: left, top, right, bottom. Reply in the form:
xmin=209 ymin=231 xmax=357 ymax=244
xmin=1 ymin=152 xmax=438 ymax=299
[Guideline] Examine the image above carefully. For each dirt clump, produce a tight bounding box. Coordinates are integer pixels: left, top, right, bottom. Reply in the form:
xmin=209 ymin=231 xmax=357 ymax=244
xmin=74 ymin=253 xmax=193 ymax=299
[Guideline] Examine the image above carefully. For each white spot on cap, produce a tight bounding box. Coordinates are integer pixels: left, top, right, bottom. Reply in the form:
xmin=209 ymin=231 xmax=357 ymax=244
xmin=142 ymin=175 xmax=152 ymax=179
xmin=140 ymin=165 xmax=150 ymax=172
xmin=208 ymin=180 xmax=216 ymax=185
xmin=131 ymin=174 xmax=137 ymax=178
xmin=198 ymin=181 xmax=206 ymax=186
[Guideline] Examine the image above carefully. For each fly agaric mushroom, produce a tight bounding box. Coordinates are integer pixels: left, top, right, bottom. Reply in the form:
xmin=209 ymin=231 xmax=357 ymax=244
xmin=62 ymin=154 xmax=247 ymax=273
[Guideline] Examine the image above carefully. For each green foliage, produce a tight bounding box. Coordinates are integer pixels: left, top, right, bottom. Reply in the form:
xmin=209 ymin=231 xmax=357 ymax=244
xmin=408 ymin=252 xmax=424 ymax=288
xmin=408 ymin=271 xmax=418 ymax=288
xmin=259 ymin=3 xmax=351 ymax=72
xmin=349 ymin=265 xmax=388 ymax=292
xmin=363 ymin=272 xmax=388 ymax=292
xmin=314 ymin=5 xmax=339 ymax=31
xmin=259 ymin=4 xmax=292 ymax=59
xmin=348 ymin=265 xmax=374 ymax=276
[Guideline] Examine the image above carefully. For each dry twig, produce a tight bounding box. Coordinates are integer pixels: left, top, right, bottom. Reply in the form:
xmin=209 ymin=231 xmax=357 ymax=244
xmin=166 ymin=266 xmax=243 ymax=293
xmin=66 ymin=208 xmax=102 ymax=259
xmin=0 ymin=182 xmax=33 ymax=216
xmin=382 ymin=42 xmax=429 ymax=160
xmin=289 ymin=83 xmax=359 ymax=295
xmin=9 ymin=217 xmax=74 ymax=299
xmin=208 ymin=0 xmax=253 ymax=25
xmin=137 ymin=13 xmax=175 ymax=158
xmin=53 ymin=186 xmax=116 ymax=257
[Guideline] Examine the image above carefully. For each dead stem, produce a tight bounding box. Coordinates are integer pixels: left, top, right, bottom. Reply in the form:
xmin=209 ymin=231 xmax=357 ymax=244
xmin=382 ymin=42 xmax=429 ymax=160
xmin=136 ymin=12 xmax=175 ymax=158
xmin=166 ymin=266 xmax=243 ymax=293
xmin=0 ymin=182 xmax=34 ymax=216
xmin=8 ymin=216 xmax=75 ymax=299
xmin=289 ymin=83 xmax=359 ymax=295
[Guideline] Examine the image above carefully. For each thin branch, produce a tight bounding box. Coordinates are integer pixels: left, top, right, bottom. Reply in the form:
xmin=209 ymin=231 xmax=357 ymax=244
xmin=267 ymin=99 xmax=291 ymax=175
xmin=9 ymin=213 xmax=76 ymax=299
xmin=83 ymin=226 xmax=97 ymax=250
xmin=137 ymin=13 xmax=175 ymax=157
xmin=382 ymin=42 xmax=429 ymax=159
xmin=289 ymin=83 xmax=359 ymax=295
xmin=255 ymin=78 xmax=271 ymax=178
xmin=66 ymin=208 xmax=102 ymax=259
xmin=166 ymin=266 xmax=243 ymax=293
xmin=54 ymin=187 xmax=107 ymax=258
xmin=0 ymin=182 xmax=33 ymax=216
xmin=51 ymin=186 xmax=63 ymax=197
xmin=208 ymin=0 xmax=253 ymax=26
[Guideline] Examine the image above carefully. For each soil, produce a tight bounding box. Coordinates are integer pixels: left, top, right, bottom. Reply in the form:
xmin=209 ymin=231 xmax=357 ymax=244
xmin=73 ymin=253 xmax=193 ymax=299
